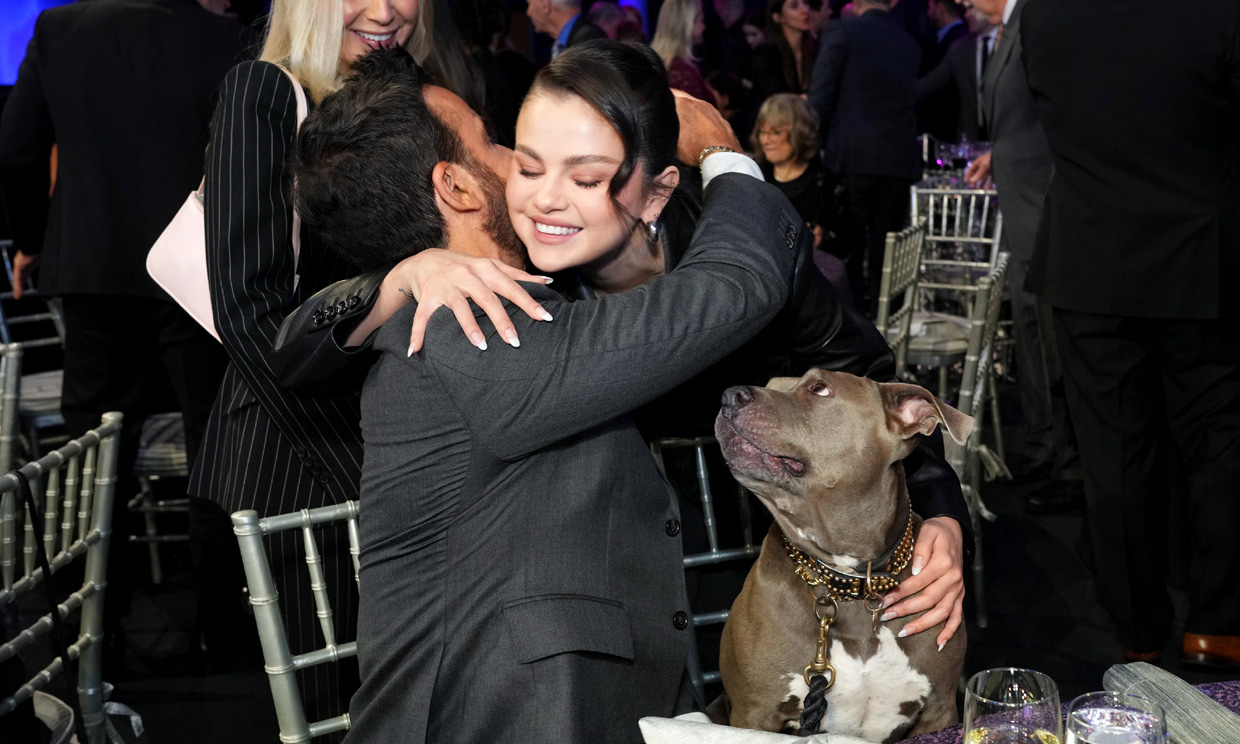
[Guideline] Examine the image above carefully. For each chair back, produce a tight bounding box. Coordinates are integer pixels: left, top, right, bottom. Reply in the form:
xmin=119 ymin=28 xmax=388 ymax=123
xmin=0 ymin=412 xmax=123 ymax=743
xmin=649 ymin=436 xmax=760 ymax=701
xmin=232 ymin=502 xmax=361 ymax=743
xmin=946 ymin=253 xmax=1010 ymax=479
xmin=875 ymin=219 xmax=928 ymax=373
xmin=909 ymin=184 xmax=1003 ymax=295
xmin=0 ymin=240 xmax=66 ymax=349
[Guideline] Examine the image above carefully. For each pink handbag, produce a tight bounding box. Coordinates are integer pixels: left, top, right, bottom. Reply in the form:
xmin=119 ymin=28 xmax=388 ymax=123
xmin=146 ymin=65 xmax=308 ymax=341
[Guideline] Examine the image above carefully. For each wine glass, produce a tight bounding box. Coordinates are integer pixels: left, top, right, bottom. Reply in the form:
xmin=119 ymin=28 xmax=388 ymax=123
xmin=1065 ymin=692 xmax=1166 ymax=744
xmin=964 ymin=668 xmax=1063 ymax=744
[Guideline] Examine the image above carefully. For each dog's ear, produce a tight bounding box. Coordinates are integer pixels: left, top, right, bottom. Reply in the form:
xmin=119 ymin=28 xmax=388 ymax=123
xmin=881 ymin=382 xmax=974 ymax=445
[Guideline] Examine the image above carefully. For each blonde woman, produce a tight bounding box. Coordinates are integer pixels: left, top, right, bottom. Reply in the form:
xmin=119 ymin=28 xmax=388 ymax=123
xmin=651 ymin=0 xmax=717 ymax=104
xmin=189 ymin=0 xmax=431 ymax=735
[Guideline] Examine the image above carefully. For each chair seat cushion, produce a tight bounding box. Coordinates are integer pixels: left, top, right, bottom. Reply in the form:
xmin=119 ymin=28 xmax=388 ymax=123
xmin=906 ymin=312 xmax=970 ymax=363
xmin=18 ymin=370 xmax=63 ymax=412
xmin=133 ymin=412 xmax=188 ymax=477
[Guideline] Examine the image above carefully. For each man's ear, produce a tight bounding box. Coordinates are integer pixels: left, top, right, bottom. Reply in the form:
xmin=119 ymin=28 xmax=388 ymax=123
xmin=431 ymin=161 xmax=484 ymax=214
xmin=880 ymin=382 xmax=973 ymax=446
xmin=641 ymin=165 xmax=681 ymax=223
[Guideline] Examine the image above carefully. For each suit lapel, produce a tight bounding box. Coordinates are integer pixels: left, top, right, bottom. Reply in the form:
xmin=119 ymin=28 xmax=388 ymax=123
xmin=983 ymin=0 xmax=1026 ymax=126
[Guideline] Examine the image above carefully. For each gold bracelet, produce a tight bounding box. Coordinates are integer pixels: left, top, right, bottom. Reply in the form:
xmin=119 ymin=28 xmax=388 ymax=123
xmin=698 ymin=145 xmax=738 ymax=169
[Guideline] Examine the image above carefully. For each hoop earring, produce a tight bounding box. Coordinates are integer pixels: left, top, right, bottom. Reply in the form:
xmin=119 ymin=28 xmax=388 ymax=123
xmin=645 ymin=215 xmax=660 ymax=244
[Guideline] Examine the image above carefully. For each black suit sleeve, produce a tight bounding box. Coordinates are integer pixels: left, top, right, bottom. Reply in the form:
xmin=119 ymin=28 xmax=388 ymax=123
xmin=916 ymin=57 xmax=953 ymax=101
xmin=807 ymin=22 xmax=847 ymax=132
xmin=270 ymin=269 xmax=388 ymax=394
xmin=0 ymin=20 xmax=53 ymax=257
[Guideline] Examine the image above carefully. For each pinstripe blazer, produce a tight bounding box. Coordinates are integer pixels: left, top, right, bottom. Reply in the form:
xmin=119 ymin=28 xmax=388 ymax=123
xmin=189 ymin=60 xmax=365 ymax=516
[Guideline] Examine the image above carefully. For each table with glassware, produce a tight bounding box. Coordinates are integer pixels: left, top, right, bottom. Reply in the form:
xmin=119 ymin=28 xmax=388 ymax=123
xmin=905 ymin=668 xmax=1240 ymax=744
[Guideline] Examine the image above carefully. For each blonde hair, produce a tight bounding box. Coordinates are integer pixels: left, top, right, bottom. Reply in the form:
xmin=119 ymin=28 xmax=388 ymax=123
xmin=751 ymin=93 xmax=819 ymax=165
xmin=651 ymin=0 xmax=700 ymax=65
xmin=260 ymin=0 xmax=434 ymax=103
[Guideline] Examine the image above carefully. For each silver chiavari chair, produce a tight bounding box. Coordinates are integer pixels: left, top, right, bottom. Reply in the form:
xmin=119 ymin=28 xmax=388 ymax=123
xmin=232 ymin=501 xmax=361 ymax=743
xmin=875 ymin=219 xmax=929 ymax=379
xmin=127 ymin=412 xmax=191 ymax=585
xmin=0 ymin=411 xmax=123 ymax=744
xmin=943 ymin=253 xmax=1010 ymax=629
xmin=650 ymin=436 xmax=761 ymax=702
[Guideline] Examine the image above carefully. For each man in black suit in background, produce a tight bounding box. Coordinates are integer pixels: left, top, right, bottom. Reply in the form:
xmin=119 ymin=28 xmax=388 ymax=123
xmin=916 ymin=5 xmax=996 ymax=144
xmin=1022 ymin=0 xmax=1240 ymax=667
xmin=965 ymin=0 xmax=1081 ymax=514
xmin=526 ymin=0 xmax=607 ymax=58
xmin=0 ymin=0 xmax=243 ymax=660
xmin=808 ymin=0 xmax=921 ymax=312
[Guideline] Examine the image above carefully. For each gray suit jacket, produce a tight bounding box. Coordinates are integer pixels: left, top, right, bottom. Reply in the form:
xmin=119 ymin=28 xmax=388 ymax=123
xmin=348 ymin=173 xmax=801 ymax=743
xmin=982 ymin=0 xmax=1053 ymax=263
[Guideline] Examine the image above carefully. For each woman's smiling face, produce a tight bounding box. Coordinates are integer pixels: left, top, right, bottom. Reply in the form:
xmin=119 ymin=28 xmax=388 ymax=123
xmin=340 ymin=0 xmax=419 ymax=68
xmin=507 ymin=92 xmax=655 ymax=275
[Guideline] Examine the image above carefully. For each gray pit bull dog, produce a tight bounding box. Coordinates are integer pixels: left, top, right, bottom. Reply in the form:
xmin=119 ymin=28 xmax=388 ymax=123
xmin=711 ymin=369 xmax=972 ymax=742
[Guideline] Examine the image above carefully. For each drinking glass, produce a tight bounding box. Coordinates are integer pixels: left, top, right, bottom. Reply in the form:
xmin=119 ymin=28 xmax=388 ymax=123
xmin=964 ymin=668 xmax=1063 ymax=744
xmin=1065 ymin=692 xmax=1166 ymax=744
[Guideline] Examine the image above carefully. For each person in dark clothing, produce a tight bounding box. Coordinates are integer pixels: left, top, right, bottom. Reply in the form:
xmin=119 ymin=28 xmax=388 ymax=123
xmin=808 ymin=0 xmax=921 ymax=313
xmin=1021 ymin=0 xmax=1240 ymax=667
xmin=0 ymin=0 xmax=243 ymax=669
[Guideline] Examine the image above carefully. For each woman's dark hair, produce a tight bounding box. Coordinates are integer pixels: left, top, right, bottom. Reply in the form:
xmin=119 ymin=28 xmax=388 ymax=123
xmin=531 ymin=40 xmax=681 ymax=214
xmin=765 ymin=0 xmax=817 ymax=93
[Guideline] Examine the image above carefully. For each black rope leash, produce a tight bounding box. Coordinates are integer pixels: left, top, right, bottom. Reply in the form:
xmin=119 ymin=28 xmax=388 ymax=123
xmin=799 ymin=672 xmax=830 ymax=733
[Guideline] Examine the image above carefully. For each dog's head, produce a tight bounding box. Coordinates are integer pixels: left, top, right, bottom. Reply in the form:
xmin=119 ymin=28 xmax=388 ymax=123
xmin=714 ymin=369 xmax=972 ymax=560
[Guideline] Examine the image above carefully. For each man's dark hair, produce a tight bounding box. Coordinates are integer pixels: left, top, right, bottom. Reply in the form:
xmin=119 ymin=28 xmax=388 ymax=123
xmin=294 ymin=47 xmax=469 ymax=271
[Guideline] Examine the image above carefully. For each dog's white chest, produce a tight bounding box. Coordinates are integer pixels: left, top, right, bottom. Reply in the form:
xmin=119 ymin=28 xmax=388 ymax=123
xmin=784 ymin=627 xmax=931 ymax=741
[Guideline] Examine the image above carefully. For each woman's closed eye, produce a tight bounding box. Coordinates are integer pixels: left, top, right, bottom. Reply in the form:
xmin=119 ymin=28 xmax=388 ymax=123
xmin=574 ymin=179 xmax=603 ymax=189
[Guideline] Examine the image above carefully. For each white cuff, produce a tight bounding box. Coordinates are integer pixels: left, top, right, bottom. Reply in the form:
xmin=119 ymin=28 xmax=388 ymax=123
xmin=701 ymin=151 xmax=763 ymax=188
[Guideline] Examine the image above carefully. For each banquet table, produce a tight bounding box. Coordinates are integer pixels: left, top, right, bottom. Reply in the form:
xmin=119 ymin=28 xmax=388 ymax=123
xmin=902 ymin=680 xmax=1240 ymax=744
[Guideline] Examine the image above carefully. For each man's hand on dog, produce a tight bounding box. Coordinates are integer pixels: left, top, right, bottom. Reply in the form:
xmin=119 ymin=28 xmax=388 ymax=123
xmin=878 ymin=516 xmax=965 ymax=651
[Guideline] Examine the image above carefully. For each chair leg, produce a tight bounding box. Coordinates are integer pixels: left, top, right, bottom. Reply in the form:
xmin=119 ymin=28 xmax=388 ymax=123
xmin=985 ymin=368 xmax=1009 ymax=475
xmin=970 ymin=497 xmax=988 ymax=629
xmin=684 ymin=624 xmax=708 ymax=710
xmin=138 ymin=478 xmax=163 ymax=586
xmin=938 ymin=366 xmax=950 ymax=401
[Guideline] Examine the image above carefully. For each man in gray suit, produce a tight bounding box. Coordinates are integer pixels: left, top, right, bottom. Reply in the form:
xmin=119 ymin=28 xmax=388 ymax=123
xmin=286 ymin=51 xmax=800 ymax=742
xmin=965 ymin=0 xmax=1081 ymax=511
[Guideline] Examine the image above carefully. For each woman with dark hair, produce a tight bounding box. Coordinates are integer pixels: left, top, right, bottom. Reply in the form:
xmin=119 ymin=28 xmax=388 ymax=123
xmin=741 ymin=0 xmax=815 ymax=113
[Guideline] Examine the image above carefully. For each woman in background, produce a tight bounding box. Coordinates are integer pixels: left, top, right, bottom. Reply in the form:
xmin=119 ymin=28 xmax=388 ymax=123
xmin=190 ymin=0 xmax=432 ymax=735
xmin=751 ymin=93 xmax=848 ymax=298
xmin=652 ymin=0 xmax=718 ymax=105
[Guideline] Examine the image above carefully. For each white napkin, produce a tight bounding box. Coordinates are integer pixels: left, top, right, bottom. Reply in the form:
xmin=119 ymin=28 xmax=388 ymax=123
xmin=638 ymin=712 xmax=876 ymax=744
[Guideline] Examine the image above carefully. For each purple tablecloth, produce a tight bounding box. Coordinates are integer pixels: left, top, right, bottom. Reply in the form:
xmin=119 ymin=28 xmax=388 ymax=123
xmin=903 ymin=681 xmax=1240 ymax=744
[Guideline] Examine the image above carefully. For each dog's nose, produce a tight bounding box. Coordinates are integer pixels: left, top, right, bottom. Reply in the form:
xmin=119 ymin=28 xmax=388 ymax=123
xmin=721 ymin=385 xmax=755 ymax=413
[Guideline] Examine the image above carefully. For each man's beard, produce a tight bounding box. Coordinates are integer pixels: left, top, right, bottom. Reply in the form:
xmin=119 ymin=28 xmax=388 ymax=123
xmin=472 ymin=159 xmax=529 ymax=269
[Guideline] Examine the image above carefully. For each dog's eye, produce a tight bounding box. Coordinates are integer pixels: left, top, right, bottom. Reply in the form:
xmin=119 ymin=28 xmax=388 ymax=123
xmin=809 ymin=382 xmax=831 ymax=397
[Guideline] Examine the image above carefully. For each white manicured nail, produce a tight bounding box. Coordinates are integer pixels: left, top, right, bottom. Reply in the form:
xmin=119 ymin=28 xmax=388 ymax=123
xmin=407 ymin=345 xmax=415 ymax=358
xmin=504 ymin=329 xmax=520 ymax=348
xmin=911 ymin=562 xmax=923 ymax=576
xmin=541 ymin=276 xmax=554 ymax=284
xmin=538 ymin=309 xmax=553 ymax=321
xmin=880 ymin=612 xmax=895 ymax=622
xmin=470 ymin=333 xmax=487 ymax=351
xmin=898 ymin=628 xmax=909 ymax=638
xmin=937 ymin=642 xmax=946 ymax=653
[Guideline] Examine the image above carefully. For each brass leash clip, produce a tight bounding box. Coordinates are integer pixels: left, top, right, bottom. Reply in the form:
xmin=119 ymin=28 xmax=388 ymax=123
xmin=863 ymin=561 xmax=885 ymax=633
xmin=804 ymin=594 xmax=838 ymax=688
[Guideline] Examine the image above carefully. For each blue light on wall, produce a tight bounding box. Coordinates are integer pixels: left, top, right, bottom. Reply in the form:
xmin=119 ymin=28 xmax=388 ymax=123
xmin=2 ymin=0 xmax=75 ymax=86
